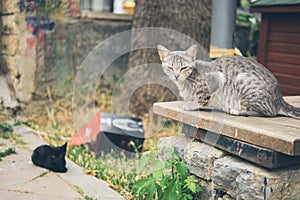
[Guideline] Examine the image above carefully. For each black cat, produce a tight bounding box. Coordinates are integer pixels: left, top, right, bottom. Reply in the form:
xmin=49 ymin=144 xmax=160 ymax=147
xmin=31 ymin=142 xmax=68 ymax=173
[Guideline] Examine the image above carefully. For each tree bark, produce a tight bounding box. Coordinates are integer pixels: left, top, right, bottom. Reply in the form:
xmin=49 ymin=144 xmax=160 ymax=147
xmin=118 ymin=0 xmax=212 ymax=116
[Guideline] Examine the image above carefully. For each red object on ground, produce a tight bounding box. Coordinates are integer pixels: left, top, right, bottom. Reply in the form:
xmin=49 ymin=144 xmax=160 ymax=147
xmin=69 ymin=113 xmax=101 ymax=147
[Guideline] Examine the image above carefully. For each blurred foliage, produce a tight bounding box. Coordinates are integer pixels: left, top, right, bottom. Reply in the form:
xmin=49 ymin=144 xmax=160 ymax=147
xmin=236 ymin=12 xmax=260 ymax=59
xmin=0 ymin=122 xmax=27 ymax=146
xmin=0 ymin=147 xmax=16 ymax=161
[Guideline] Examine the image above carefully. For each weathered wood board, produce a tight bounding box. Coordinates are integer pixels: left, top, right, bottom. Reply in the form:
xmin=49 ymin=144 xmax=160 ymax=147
xmin=153 ymin=96 xmax=300 ymax=155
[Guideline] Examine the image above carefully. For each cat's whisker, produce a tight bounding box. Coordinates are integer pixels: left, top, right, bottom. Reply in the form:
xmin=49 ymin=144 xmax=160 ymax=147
xmin=157 ymin=76 xmax=172 ymax=86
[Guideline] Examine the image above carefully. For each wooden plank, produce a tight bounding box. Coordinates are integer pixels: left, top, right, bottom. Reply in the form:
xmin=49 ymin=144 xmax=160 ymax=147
xmin=257 ymin=14 xmax=269 ymax=65
xmin=284 ymin=96 xmax=300 ymax=104
xmin=267 ymin=52 xmax=300 ymax=65
xmin=268 ymin=42 xmax=300 ymax=55
xmin=273 ymin=72 xmax=300 ymax=87
xmin=81 ymin=11 xmax=133 ymax=21
xmin=251 ymin=5 xmax=300 ymax=13
xmin=281 ymin=85 xmax=300 ymax=96
xmin=269 ymin=32 xmax=300 ymax=44
xmin=182 ymin=124 xmax=300 ymax=169
xmin=266 ymin=62 xmax=300 ymax=76
xmin=153 ymin=97 xmax=300 ymax=155
xmin=269 ymin=13 xmax=300 ymax=33
xmin=266 ymin=61 xmax=300 ymax=95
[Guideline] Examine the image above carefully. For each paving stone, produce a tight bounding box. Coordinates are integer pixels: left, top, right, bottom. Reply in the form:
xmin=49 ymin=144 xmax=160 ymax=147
xmin=0 ymin=138 xmax=15 ymax=151
xmin=13 ymin=126 xmax=47 ymax=150
xmin=0 ymin=147 xmax=47 ymax=191
xmin=60 ymin=159 xmax=125 ymax=200
xmin=0 ymin=189 xmax=80 ymax=200
xmin=15 ymin=172 xmax=82 ymax=199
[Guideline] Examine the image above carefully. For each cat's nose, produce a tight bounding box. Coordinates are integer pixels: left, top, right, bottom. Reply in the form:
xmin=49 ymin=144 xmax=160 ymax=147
xmin=174 ymin=73 xmax=180 ymax=80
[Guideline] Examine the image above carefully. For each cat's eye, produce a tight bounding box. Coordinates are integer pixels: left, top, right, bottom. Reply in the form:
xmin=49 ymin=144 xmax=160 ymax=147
xmin=180 ymin=66 xmax=189 ymax=71
xmin=167 ymin=66 xmax=173 ymax=71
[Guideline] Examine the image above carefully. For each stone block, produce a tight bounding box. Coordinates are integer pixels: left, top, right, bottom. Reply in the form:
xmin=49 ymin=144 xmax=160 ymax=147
xmin=2 ymin=55 xmax=18 ymax=77
xmin=1 ymin=36 xmax=19 ymax=56
xmin=158 ymin=135 xmax=193 ymax=161
xmin=15 ymin=172 xmax=82 ymax=198
xmin=0 ymin=0 xmax=19 ymax=14
xmin=1 ymin=14 xmax=19 ymax=35
xmin=212 ymin=156 xmax=300 ymax=199
xmin=65 ymin=0 xmax=81 ymax=17
xmin=184 ymin=142 xmax=225 ymax=180
xmin=0 ymin=76 xmax=19 ymax=109
xmin=15 ymin=31 xmax=37 ymax=102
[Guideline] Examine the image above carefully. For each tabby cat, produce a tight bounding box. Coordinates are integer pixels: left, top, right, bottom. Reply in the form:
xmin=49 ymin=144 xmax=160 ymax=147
xmin=157 ymin=44 xmax=300 ymax=117
xmin=31 ymin=142 xmax=67 ymax=173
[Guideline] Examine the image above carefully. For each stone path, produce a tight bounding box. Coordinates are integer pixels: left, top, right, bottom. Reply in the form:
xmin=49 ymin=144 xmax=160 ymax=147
xmin=0 ymin=126 xmax=125 ymax=200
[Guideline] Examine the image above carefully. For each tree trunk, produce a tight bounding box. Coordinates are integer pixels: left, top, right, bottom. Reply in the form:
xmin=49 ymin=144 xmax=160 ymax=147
xmin=117 ymin=0 xmax=212 ymax=116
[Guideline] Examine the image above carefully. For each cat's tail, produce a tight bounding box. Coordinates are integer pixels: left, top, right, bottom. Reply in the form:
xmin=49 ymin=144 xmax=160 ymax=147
xmin=278 ymin=99 xmax=300 ymax=117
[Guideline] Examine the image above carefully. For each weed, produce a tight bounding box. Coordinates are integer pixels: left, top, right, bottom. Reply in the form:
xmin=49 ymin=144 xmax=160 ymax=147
xmin=0 ymin=147 xmax=16 ymax=161
xmin=84 ymin=196 xmax=96 ymax=200
xmin=0 ymin=122 xmax=26 ymax=146
xmin=132 ymin=147 xmax=202 ymax=200
xmin=0 ymin=122 xmax=13 ymax=137
xmin=67 ymin=145 xmax=142 ymax=199
xmin=39 ymin=171 xmax=48 ymax=177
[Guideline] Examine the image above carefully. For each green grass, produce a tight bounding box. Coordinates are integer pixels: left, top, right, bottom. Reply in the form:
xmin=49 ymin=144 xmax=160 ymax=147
xmin=0 ymin=122 xmax=27 ymax=146
xmin=0 ymin=147 xmax=16 ymax=161
xmin=67 ymin=145 xmax=144 ymax=199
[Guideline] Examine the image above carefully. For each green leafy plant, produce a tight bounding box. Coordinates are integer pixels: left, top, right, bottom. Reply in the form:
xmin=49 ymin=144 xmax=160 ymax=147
xmin=0 ymin=147 xmax=16 ymax=161
xmin=0 ymin=122 xmax=27 ymax=146
xmin=0 ymin=122 xmax=14 ymax=138
xmin=236 ymin=13 xmax=260 ymax=58
xmin=132 ymin=147 xmax=202 ymax=200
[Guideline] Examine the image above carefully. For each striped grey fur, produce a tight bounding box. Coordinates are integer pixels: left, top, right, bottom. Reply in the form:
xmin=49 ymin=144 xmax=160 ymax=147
xmin=157 ymin=44 xmax=300 ymax=117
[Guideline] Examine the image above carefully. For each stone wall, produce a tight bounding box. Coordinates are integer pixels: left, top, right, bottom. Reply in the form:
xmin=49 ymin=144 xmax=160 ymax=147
xmin=0 ymin=0 xmax=131 ymax=114
xmin=0 ymin=0 xmax=22 ymax=113
xmin=159 ymin=136 xmax=300 ymax=200
xmin=37 ymin=18 xmax=131 ymax=98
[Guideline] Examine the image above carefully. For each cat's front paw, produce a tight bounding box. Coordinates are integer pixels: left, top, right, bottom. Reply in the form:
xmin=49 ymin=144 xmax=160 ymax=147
xmin=182 ymin=101 xmax=200 ymax=111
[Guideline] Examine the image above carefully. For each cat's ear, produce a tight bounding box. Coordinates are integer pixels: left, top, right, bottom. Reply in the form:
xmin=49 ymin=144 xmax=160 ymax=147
xmin=44 ymin=145 xmax=53 ymax=154
xmin=157 ymin=45 xmax=170 ymax=62
xmin=185 ymin=45 xmax=198 ymax=60
xmin=60 ymin=142 xmax=67 ymax=152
